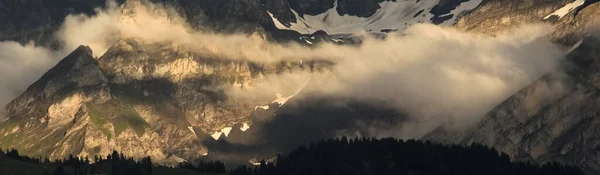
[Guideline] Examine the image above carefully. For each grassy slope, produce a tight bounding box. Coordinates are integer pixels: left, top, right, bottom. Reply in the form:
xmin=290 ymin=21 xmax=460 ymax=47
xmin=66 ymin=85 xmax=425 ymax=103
xmin=86 ymin=99 xmax=149 ymax=139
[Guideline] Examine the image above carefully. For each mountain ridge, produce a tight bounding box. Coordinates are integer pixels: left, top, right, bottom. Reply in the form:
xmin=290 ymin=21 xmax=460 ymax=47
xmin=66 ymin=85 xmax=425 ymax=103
xmin=3 ymin=0 xmax=600 ymax=172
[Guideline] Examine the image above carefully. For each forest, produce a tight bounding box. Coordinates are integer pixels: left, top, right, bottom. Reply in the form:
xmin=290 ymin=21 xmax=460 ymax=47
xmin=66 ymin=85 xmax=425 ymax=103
xmin=0 ymin=137 xmax=584 ymax=175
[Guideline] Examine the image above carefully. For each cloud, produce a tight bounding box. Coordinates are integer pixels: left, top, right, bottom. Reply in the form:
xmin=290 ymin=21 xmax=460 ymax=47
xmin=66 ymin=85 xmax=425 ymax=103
xmin=0 ymin=42 xmax=60 ymax=118
xmin=332 ymin=24 xmax=562 ymax=137
xmin=208 ymin=24 xmax=563 ymax=163
xmin=238 ymin=24 xmax=563 ymax=139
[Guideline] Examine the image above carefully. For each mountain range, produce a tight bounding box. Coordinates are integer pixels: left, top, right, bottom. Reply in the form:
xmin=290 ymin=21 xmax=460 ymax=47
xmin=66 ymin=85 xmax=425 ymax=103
xmin=2 ymin=0 xmax=600 ymax=173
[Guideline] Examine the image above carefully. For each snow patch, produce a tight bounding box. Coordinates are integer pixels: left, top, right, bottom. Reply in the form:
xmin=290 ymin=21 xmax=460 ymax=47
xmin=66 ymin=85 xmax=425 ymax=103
xmin=171 ymin=155 xmax=186 ymax=163
xmin=222 ymin=127 xmax=233 ymax=137
xmin=240 ymin=123 xmax=250 ymax=132
xmin=566 ymin=39 xmax=584 ymax=54
xmin=331 ymin=38 xmax=344 ymax=43
xmin=272 ymin=0 xmax=482 ymax=34
xmin=255 ymin=105 xmax=270 ymax=111
xmin=272 ymin=78 xmax=311 ymax=107
xmin=544 ymin=0 xmax=585 ymax=20
xmin=440 ymin=0 xmax=484 ymax=25
xmin=211 ymin=131 xmax=223 ymax=140
xmin=188 ymin=126 xmax=196 ymax=136
xmin=267 ymin=11 xmax=289 ymax=29
xmin=211 ymin=127 xmax=234 ymax=140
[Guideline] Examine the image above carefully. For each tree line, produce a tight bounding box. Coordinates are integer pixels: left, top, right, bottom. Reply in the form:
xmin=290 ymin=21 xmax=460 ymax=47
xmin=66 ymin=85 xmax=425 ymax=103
xmin=231 ymin=137 xmax=584 ymax=175
xmin=0 ymin=137 xmax=586 ymax=174
xmin=1 ymin=149 xmax=154 ymax=175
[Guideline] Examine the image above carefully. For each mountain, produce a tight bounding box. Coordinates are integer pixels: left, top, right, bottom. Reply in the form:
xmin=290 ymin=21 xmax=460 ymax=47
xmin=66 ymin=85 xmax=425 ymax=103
xmin=424 ymin=3 xmax=600 ymax=172
xmin=0 ymin=0 xmax=481 ymax=164
xmin=0 ymin=0 xmax=485 ymax=46
xmin=423 ymin=3 xmax=600 ymax=174
xmin=0 ymin=34 xmax=335 ymax=165
xmin=456 ymin=0 xmax=575 ymax=34
xmin=426 ymin=35 xmax=600 ymax=174
xmin=4 ymin=0 xmax=600 ymax=172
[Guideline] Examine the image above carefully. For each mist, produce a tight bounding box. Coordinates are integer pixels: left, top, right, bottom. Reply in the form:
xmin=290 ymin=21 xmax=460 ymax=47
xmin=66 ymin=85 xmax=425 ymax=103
xmin=0 ymin=0 xmax=564 ymax=159
xmin=0 ymin=42 xmax=59 ymax=119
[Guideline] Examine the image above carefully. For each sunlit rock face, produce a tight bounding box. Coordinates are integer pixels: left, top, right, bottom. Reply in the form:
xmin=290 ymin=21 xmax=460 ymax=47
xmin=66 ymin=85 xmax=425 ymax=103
xmin=456 ymin=0 xmax=573 ymax=35
xmin=552 ymin=2 xmax=600 ymax=45
xmin=457 ymin=0 xmax=600 ymax=45
xmin=0 ymin=25 xmax=334 ymax=164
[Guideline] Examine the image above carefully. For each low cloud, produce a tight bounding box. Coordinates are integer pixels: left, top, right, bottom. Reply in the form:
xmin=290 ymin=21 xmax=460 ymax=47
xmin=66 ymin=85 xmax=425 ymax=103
xmin=0 ymin=42 xmax=60 ymax=118
xmin=241 ymin=23 xmax=563 ymax=139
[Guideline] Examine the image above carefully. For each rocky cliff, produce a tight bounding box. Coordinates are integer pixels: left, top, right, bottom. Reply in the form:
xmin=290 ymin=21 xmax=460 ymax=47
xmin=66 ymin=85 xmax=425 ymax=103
xmin=0 ymin=34 xmax=333 ymax=165
xmin=450 ymin=37 xmax=600 ymax=174
xmin=416 ymin=16 xmax=600 ymax=173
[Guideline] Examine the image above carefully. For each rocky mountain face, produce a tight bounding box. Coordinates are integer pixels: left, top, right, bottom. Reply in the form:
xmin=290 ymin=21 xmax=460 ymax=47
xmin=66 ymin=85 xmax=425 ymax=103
xmin=424 ymin=3 xmax=600 ymax=173
xmin=456 ymin=0 xmax=573 ymax=34
xmin=0 ymin=36 xmax=333 ymax=165
xmin=457 ymin=0 xmax=600 ymax=44
xmin=5 ymin=0 xmax=600 ymax=172
xmin=446 ymin=36 xmax=600 ymax=174
xmin=0 ymin=0 xmax=468 ymax=165
xmin=552 ymin=1 xmax=600 ymax=44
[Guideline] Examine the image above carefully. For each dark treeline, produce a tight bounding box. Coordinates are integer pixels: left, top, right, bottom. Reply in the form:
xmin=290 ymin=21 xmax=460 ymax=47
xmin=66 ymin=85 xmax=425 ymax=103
xmin=231 ymin=137 xmax=584 ymax=175
xmin=178 ymin=160 xmax=227 ymax=173
xmin=0 ymin=148 xmax=228 ymax=174
xmin=0 ymin=138 xmax=586 ymax=175
xmin=1 ymin=149 xmax=153 ymax=175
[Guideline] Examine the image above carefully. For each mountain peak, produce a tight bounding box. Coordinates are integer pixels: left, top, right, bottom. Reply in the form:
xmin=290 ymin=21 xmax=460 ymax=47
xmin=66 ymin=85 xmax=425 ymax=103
xmin=74 ymin=45 xmax=94 ymax=57
xmin=36 ymin=45 xmax=96 ymax=84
